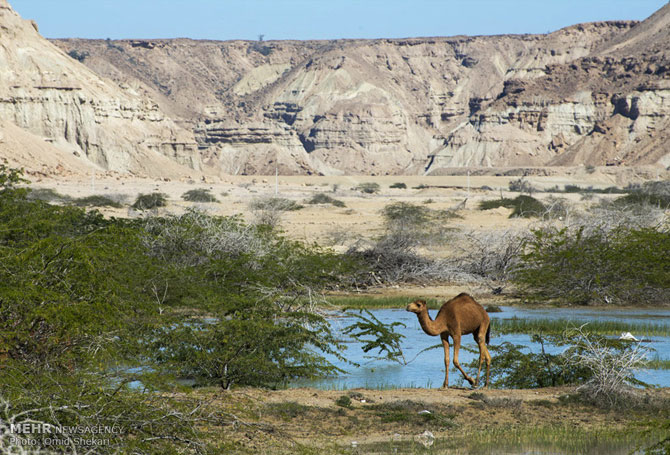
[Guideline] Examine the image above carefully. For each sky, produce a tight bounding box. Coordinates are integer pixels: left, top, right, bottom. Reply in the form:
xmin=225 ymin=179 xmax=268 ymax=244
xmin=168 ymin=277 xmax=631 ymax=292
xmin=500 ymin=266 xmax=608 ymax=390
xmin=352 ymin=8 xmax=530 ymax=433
xmin=10 ymin=0 xmax=668 ymax=41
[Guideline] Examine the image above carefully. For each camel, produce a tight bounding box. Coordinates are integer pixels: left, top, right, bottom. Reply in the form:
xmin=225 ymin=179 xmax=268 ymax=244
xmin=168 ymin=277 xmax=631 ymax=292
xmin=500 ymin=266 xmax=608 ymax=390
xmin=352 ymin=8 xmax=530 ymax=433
xmin=406 ymin=293 xmax=491 ymax=388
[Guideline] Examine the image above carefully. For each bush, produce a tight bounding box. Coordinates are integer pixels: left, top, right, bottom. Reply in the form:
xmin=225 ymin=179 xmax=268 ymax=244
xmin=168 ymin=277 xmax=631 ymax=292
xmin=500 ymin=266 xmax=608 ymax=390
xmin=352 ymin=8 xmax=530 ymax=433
xmin=181 ymin=188 xmax=218 ymax=203
xmin=449 ymin=229 xmax=529 ymax=291
xmin=307 ymin=193 xmax=346 ymax=207
xmin=382 ymin=201 xmax=431 ymax=227
xmin=335 ymin=395 xmax=352 ymax=408
xmin=249 ymin=196 xmax=302 ymax=212
xmin=74 ymin=195 xmax=123 ymax=208
xmin=390 ymin=182 xmax=407 ymax=189
xmin=356 ymin=182 xmax=380 ymax=194
xmin=479 ymin=195 xmax=546 ymax=218
xmin=514 ymin=226 xmax=670 ymax=305
xmin=345 ymin=232 xmax=450 ymax=284
xmin=249 ymin=196 xmax=303 ymax=227
xmin=508 ymin=178 xmax=535 ymax=194
xmin=614 ymin=192 xmax=670 ymax=210
xmin=67 ymin=49 xmax=89 ymax=62
xmin=468 ymin=336 xmax=592 ymax=389
xmin=564 ymin=327 xmax=650 ymax=407
xmin=26 ymin=187 xmax=72 ymax=204
xmin=132 ymin=192 xmax=167 ymax=210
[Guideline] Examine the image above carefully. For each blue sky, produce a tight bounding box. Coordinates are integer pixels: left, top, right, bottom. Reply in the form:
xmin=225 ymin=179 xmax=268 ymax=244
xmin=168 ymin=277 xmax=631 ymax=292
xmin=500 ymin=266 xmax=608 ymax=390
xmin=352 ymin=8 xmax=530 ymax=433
xmin=11 ymin=0 xmax=667 ymax=41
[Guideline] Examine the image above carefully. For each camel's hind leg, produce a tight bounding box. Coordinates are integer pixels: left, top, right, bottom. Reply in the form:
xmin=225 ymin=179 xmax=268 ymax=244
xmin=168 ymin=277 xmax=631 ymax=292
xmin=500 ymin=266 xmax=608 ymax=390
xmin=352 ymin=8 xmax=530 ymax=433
xmin=452 ymin=333 xmax=475 ymax=386
xmin=474 ymin=327 xmax=492 ymax=388
xmin=440 ymin=333 xmax=450 ymax=388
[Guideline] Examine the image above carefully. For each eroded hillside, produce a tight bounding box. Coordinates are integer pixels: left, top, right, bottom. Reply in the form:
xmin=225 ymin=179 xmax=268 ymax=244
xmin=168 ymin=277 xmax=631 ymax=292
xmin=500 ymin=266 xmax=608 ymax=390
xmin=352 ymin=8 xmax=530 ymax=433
xmin=53 ymin=18 xmax=659 ymax=175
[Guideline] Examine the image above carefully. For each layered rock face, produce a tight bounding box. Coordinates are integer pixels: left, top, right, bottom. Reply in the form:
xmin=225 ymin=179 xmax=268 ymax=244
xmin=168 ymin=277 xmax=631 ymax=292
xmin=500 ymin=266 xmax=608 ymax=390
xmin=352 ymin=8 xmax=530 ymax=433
xmin=11 ymin=0 xmax=670 ymax=175
xmin=0 ymin=0 xmax=199 ymax=176
xmin=55 ymin=20 xmax=647 ymax=175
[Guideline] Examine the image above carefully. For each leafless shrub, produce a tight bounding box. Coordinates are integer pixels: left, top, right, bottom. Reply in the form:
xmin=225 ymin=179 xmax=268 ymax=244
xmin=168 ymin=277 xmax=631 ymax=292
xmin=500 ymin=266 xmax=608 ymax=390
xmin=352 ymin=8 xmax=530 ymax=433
xmin=450 ymin=229 xmax=529 ymax=292
xmin=142 ymin=209 xmax=271 ymax=267
xmin=248 ymin=196 xmax=302 ymax=228
xmin=571 ymin=200 xmax=668 ymax=236
xmin=345 ymin=231 xmax=454 ymax=284
xmin=509 ymin=177 xmax=536 ymax=194
xmin=564 ymin=326 xmax=651 ymax=407
xmin=540 ymin=196 xmax=575 ymax=222
xmin=0 ymin=398 xmax=55 ymax=454
xmin=325 ymin=228 xmax=363 ymax=248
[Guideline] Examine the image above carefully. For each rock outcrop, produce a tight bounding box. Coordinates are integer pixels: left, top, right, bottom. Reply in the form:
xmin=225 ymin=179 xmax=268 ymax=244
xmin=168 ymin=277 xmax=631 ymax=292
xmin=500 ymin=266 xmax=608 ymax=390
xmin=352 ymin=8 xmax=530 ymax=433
xmin=0 ymin=0 xmax=199 ymax=176
xmin=9 ymin=0 xmax=670 ymax=175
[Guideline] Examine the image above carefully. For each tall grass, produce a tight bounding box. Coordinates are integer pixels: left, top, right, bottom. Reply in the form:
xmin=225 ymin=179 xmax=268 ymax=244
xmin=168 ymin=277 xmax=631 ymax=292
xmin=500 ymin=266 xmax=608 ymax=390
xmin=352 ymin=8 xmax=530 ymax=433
xmin=493 ymin=318 xmax=670 ymax=337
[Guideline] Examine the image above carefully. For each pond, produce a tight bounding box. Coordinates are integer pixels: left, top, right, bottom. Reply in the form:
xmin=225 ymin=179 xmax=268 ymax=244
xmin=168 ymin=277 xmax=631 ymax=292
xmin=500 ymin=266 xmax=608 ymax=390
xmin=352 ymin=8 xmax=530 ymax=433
xmin=295 ymin=306 xmax=670 ymax=389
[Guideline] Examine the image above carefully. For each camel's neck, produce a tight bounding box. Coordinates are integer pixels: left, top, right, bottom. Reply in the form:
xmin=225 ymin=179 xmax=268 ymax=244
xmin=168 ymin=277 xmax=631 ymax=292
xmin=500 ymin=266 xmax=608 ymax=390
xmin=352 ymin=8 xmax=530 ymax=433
xmin=416 ymin=309 xmax=444 ymax=336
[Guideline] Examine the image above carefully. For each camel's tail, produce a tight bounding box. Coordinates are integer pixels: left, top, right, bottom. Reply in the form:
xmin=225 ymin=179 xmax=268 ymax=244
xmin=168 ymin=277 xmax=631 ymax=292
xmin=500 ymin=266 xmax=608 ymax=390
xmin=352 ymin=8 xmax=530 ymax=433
xmin=485 ymin=324 xmax=491 ymax=345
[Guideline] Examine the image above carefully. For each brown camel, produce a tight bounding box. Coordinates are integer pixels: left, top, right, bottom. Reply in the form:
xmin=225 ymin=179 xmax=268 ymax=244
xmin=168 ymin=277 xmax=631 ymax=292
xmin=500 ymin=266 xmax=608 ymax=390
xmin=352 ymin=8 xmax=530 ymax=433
xmin=406 ymin=293 xmax=491 ymax=388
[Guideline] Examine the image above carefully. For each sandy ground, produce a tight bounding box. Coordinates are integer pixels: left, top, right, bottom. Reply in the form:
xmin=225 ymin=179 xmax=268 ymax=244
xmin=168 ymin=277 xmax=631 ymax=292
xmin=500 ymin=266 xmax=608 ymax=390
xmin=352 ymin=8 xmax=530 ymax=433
xmin=28 ymin=170 xmax=630 ymax=250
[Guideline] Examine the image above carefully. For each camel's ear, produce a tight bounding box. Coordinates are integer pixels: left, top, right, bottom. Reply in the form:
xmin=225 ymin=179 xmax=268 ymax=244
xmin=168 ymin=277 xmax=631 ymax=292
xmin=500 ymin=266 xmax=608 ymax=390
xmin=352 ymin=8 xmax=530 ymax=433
xmin=417 ymin=300 xmax=426 ymax=306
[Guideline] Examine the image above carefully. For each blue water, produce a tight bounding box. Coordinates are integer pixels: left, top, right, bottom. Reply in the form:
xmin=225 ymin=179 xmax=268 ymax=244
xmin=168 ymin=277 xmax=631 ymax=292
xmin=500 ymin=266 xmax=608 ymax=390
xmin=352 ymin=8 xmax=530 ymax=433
xmin=295 ymin=306 xmax=670 ymax=389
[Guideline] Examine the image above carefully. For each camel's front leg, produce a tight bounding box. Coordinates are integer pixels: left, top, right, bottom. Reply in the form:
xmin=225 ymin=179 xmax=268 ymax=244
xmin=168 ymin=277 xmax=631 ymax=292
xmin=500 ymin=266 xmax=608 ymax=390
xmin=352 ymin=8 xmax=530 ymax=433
xmin=452 ymin=333 xmax=476 ymax=386
xmin=440 ymin=334 xmax=450 ymax=388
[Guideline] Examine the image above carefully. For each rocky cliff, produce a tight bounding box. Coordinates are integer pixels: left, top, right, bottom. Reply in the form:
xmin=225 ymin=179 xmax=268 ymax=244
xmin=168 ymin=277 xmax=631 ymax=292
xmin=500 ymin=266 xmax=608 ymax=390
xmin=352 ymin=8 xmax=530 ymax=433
xmin=0 ymin=0 xmax=199 ymax=177
xmin=10 ymin=0 xmax=670 ymax=176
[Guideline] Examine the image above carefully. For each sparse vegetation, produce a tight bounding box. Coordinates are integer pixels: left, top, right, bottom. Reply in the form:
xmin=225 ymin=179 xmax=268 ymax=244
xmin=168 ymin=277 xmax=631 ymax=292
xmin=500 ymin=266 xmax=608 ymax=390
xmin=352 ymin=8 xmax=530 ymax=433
xmin=74 ymin=194 xmax=123 ymax=208
xmin=132 ymin=192 xmax=168 ymax=210
xmin=356 ymin=182 xmax=381 ymax=194
xmin=307 ymin=192 xmax=346 ymax=207
xmin=67 ymin=49 xmax=89 ymax=62
xmin=249 ymin=196 xmax=303 ymax=227
xmin=508 ymin=177 xmax=535 ymax=194
xmin=390 ymin=182 xmax=407 ymax=189
xmin=479 ymin=195 xmax=546 ymax=218
xmin=335 ymin=395 xmax=352 ymax=408
xmin=181 ymin=188 xmax=218 ymax=202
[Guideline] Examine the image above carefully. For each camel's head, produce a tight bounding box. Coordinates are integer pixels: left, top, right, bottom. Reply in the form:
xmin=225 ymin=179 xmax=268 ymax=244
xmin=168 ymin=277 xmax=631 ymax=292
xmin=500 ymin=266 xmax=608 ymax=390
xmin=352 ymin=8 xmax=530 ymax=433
xmin=406 ymin=299 xmax=427 ymax=313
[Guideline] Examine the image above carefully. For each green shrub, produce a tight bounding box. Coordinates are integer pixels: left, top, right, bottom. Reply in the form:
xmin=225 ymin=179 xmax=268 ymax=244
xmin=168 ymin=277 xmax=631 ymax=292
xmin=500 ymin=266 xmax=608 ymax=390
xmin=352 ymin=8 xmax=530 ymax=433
xmin=614 ymin=192 xmax=670 ymax=209
xmin=181 ymin=188 xmax=218 ymax=203
xmin=479 ymin=195 xmax=545 ymax=218
xmin=467 ymin=336 xmax=592 ymax=389
xmin=74 ymin=195 xmax=122 ymax=208
xmin=335 ymin=395 xmax=352 ymax=408
xmin=67 ymin=49 xmax=89 ymax=62
xmin=26 ymin=187 xmax=72 ymax=203
xmin=249 ymin=196 xmax=303 ymax=211
xmin=514 ymin=226 xmax=670 ymax=305
xmin=390 ymin=182 xmax=407 ymax=189
xmin=382 ymin=201 xmax=431 ymax=226
xmin=356 ymin=182 xmax=380 ymax=194
xmin=132 ymin=192 xmax=167 ymax=210
xmin=307 ymin=193 xmax=346 ymax=207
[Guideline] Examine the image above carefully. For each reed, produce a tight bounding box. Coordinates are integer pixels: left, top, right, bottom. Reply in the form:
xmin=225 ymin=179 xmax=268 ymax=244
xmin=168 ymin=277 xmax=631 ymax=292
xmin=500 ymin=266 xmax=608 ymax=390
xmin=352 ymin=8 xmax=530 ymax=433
xmin=493 ymin=317 xmax=670 ymax=337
